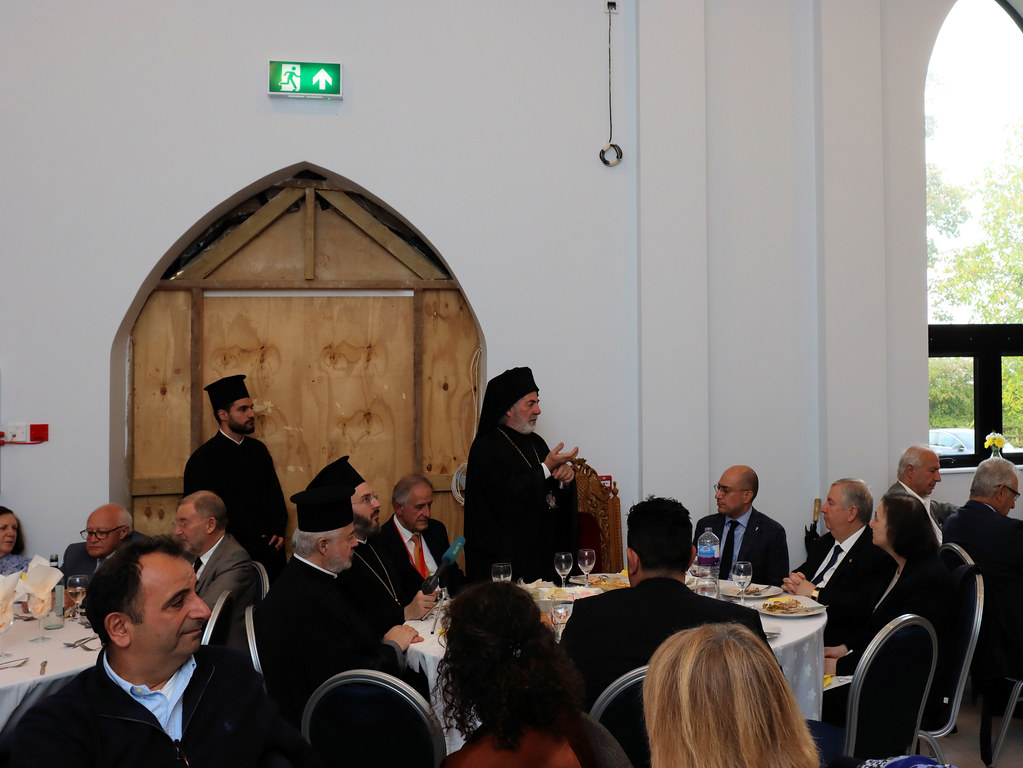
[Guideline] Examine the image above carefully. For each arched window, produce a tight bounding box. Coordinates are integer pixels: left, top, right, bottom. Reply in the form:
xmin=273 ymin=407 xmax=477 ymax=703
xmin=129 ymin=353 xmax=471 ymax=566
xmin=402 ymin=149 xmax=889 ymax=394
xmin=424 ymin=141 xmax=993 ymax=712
xmin=927 ymin=0 xmax=1023 ymax=466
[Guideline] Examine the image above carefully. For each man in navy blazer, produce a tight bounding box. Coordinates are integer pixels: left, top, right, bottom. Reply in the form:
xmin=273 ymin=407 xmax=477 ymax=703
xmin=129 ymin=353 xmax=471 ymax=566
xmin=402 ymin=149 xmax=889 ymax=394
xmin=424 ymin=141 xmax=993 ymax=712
xmin=561 ymin=495 xmax=768 ymax=708
xmin=374 ymin=474 xmax=465 ymax=605
xmin=693 ymin=465 xmax=789 ymax=586
xmin=782 ymin=478 xmax=895 ymax=645
xmin=943 ymin=456 xmax=1023 ymax=680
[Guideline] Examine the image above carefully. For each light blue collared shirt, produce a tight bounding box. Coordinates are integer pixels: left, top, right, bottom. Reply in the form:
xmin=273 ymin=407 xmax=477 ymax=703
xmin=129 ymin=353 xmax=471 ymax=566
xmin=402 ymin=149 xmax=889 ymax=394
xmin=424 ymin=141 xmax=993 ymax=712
xmin=103 ymin=652 xmax=197 ymax=740
xmin=723 ymin=507 xmax=753 ymax=565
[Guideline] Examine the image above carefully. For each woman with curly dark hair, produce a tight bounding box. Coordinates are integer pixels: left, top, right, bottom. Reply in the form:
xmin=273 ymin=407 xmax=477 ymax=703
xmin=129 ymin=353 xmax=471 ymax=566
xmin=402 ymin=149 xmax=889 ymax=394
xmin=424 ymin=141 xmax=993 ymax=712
xmin=438 ymin=581 xmax=626 ymax=767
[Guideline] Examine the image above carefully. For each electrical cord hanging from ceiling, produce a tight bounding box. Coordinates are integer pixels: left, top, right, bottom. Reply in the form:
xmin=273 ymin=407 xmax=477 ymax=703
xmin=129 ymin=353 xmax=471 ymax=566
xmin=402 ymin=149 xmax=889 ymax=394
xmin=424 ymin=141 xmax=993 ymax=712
xmin=600 ymin=9 xmax=623 ymax=167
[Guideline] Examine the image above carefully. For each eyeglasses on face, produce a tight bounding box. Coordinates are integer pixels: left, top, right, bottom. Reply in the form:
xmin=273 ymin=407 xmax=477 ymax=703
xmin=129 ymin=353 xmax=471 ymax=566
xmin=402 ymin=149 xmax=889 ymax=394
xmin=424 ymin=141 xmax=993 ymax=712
xmin=1000 ymin=484 xmax=1021 ymax=500
xmin=712 ymin=484 xmax=750 ymax=494
xmin=80 ymin=525 xmax=127 ymax=541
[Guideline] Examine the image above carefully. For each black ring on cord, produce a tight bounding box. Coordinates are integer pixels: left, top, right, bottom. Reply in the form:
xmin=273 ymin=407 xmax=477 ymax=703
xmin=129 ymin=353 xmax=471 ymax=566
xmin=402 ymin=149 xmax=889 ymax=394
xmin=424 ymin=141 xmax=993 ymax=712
xmin=600 ymin=143 xmax=623 ymax=167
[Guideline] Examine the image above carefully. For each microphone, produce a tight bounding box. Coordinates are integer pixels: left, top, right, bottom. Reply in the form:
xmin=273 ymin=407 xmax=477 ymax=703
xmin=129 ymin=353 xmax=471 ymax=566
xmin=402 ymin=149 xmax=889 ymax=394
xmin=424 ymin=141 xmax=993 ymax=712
xmin=420 ymin=536 xmax=465 ymax=594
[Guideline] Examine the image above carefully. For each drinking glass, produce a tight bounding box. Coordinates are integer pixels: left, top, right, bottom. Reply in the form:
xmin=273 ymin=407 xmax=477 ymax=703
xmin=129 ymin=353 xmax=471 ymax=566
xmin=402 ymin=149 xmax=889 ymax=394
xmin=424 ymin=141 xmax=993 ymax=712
xmin=28 ymin=592 xmax=53 ymax=643
xmin=551 ymin=600 xmax=574 ymax=642
xmin=731 ymin=561 xmax=753 ymax=605
xmin=577 ymin=548 xmax=596 ymax=583
xmin=491 ymin=563 xmax=512 ymax=583
xmin=0 ymin=605 xmax=13 ymax=658
xmin=66 ymin=574 xmax=89 ymax=623
xmin=694 ymin=574 xmax=719 ymax=600
xmin=554 ymin=552 xmax=573 ymax=589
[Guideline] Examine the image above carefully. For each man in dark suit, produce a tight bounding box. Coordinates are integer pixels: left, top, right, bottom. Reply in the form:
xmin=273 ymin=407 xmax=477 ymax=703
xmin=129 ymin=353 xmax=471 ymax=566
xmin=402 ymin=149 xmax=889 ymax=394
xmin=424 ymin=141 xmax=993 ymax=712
xmin=561 ymin=495 xmax=768 ymax=708
xmin=782 ymin=478 xmax=895 ymax=645
xmin=60 ymin=504 xmax=146 ymax=577
xmin=375 ymin=474 xmax=465 ymax=605
xmin=693 ymin=465 xmax=789 ymax=586
xmin=255 ymin=485 xmax=422 ymax=727
xmin=943 ymin=456 xmax=1023 ymax=680
xmin=888 ymin=444 xmax=958 ymax=541
xmin=173 ymin=490 xmax=254 ymax=652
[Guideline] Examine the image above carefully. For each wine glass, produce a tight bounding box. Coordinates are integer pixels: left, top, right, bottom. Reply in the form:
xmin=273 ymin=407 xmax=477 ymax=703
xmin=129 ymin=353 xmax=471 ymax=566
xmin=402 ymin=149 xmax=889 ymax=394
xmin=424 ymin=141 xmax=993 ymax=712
xmin=731 ymin=561 xmax=753 ymax=605
xmin=66 ymin=574 xmax=89 ymax=623
xmin=0 ymin=603 xmax=14 ymax=657
xmin=577 ymin=548 xmax=596 ymax=583
xmin=28 ymin=592 xmax=53 ymax=643
xmin=554 ymin=552 xmax=573 ymax=589
xmin=491 ymin=563 xmax=512 ymax=583
xmin=551 ymin=600 xmax=574 ymax=642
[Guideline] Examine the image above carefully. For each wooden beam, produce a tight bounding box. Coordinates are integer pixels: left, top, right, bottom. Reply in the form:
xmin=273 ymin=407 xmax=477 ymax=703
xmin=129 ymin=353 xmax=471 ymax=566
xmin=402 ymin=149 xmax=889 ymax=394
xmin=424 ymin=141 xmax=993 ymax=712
xmin=156 ymin=278 xmax=458 ymax=292
xmin=304 ymin=187 xmax=315 ymax=280
xmin=131 ymin=477 xmax=185 ymax=496
xmin=190 ymin=288 xmax=203 ymax=452
xmin=318 ymin=189 xmax=446 ymax=280
xmin=414 ymin=290 xmax=424 ymax=473
xmin=173 ymin=188 xmax=305 ymax=280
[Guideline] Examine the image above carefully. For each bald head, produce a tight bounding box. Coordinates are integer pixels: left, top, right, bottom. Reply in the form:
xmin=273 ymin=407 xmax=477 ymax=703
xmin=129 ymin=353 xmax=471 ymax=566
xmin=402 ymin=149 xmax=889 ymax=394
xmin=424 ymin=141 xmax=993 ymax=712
xmin=84 ymin=504 xmax=132 ymax=559
xmin=714 ymin=465 xmax=759 ymax=519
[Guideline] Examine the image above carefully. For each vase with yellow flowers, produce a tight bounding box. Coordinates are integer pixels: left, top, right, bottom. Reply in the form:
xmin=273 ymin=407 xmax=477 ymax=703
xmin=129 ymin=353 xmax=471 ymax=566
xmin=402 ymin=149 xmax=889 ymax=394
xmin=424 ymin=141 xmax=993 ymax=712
xmin=984 ymin=432 xmax=1006 ymax=458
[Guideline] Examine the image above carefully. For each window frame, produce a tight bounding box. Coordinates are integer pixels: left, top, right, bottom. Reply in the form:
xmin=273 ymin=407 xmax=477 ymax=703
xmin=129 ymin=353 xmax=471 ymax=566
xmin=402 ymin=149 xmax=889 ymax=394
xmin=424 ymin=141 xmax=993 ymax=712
xmin=928 ymin=323 xmax=1023 ymax=467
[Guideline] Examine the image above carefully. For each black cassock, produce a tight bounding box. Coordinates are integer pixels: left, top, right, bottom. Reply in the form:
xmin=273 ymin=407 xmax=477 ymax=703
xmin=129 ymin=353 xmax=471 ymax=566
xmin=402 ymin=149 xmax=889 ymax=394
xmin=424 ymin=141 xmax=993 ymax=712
xmin=464 ymin=425 xmax=577 ymax=583
xmin=183 ymin=432 xmax=288 ymax=580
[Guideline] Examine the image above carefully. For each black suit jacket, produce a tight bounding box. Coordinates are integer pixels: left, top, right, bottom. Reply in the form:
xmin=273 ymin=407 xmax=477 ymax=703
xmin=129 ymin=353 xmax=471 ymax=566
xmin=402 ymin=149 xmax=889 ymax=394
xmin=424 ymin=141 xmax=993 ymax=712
xmin=792 ymin=527 xmax=896 ymax=646
xmin=374 ymin=516 xmax=466 ymax=605
xmin=693 ymin=508 xmax=789 ymax=586
xmin=944 ymin=499 xmax=1023 ymax=678
xmin=334 ymin=539 xmax=406 ymax=637
xmin=60 ymin=530 xmax=149 ymax=578
xmin=561 ymin=576 xmax=769 ymax=708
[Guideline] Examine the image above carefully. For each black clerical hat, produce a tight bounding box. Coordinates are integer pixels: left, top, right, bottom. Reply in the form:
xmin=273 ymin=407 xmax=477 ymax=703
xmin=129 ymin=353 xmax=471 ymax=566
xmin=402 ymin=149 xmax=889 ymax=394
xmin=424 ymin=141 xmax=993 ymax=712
xmin=290 ymin=486 xmax=355 ymax=532
xmin=307 ymin=455 xmax=365 ymax=490
xmin=476 ymin=366 xmax=539 ymax=436
xmin=204 ymin=375 xmax=250 ymax=412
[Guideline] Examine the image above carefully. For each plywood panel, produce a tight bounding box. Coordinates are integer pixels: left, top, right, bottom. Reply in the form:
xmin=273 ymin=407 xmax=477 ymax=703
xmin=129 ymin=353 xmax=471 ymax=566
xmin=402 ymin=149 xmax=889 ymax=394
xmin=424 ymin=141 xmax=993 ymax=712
xmin=210 ymin=207 xmax=305 ymax=281
xmin=315 ymin=206 xmax=419 ymax=281
xmin=133 ymin=495 xmax=179 ymax=537
xmin=202 ymin=295 xmax=416 ymax=534
xmin=421 ymin=290 xmax=479 ymax=476
xmin=131 ymin=290 xmax=193 ymax=481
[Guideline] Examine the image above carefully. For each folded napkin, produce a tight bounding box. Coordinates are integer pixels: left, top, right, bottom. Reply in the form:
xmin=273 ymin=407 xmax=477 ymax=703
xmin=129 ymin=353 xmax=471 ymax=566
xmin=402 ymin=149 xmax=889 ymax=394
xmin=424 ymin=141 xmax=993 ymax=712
xmin=16 ymin=556 xmax=62 ymax=617
xmin=0 ymin=572 xmax=20 ymax=626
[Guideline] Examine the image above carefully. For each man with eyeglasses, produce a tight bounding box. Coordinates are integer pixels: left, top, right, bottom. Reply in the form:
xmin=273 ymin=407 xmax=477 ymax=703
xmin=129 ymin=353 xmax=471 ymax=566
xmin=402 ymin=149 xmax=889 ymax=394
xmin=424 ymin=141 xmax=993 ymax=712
xmin=944 ymin=456 xmax=1023 ymax=681
xmin=307 ymin=457 xmax=437 ymax=636
xmin=60 ymin=503 xmax=146 ymax=577
xmin=692 ymin=465 xmax=789 ymax=586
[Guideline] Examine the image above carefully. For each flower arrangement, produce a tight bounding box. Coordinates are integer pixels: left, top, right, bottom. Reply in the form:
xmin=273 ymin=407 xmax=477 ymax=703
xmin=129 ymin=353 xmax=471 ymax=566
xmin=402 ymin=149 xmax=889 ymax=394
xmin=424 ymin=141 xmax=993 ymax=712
xmin=984 ymin=432 xmax=1006 ymax=450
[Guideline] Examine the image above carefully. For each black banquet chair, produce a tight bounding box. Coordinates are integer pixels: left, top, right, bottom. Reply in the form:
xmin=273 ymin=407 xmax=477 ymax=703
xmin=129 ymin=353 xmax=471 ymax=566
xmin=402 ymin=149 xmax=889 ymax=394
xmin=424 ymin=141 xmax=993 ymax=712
xmin=809 ymin=614 xmax=938 ymax=765
xmin=917 ymin=544 xmax=983 ymax=763
xmin=301 ymin=669 xmax=445 ymax=768
xmin=199 ymin=590 xmax=234 ymax=647
xmin=590 ymin=665 xmax=648 ymax=768
xmin=243 ymin=604 xmax=262 ymax=675
xmin=251 ymin=560 xmax=270 ymax=604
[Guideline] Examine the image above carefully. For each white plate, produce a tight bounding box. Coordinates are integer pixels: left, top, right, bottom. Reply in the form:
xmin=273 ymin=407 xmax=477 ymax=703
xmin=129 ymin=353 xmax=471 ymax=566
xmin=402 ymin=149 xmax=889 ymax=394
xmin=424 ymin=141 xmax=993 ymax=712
xmin=755 ymin=595 xmax=826 ymax=618
xmin=721 ymin=583 xmax=781 ymax=599
xmin=762 ymin=622 xmax=782 ymax=639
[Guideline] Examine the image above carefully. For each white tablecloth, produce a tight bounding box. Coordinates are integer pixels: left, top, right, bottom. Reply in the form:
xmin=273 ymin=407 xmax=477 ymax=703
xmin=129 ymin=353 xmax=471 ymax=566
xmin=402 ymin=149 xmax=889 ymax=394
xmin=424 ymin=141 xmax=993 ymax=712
xmin=406 ymin=590 xmax=827 ymax=751
xmin=0 ymin=615 xmax=99 ymax=744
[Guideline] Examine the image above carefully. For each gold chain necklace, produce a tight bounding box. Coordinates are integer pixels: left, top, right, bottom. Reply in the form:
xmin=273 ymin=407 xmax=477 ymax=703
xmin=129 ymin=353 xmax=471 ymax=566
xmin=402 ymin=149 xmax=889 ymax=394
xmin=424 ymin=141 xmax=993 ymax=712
xmin=499 ymin=426 xmax=541 ymax=468
xmin=354 ymin=544 xmax=400 ymax=607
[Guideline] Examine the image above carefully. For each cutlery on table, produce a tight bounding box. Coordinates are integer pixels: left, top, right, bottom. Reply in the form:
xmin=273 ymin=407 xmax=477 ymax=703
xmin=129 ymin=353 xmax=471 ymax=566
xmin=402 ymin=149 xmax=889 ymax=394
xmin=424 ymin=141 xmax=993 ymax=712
xmin=63 ymin=635 xmax=98 ymax=648
xmin=38 ymin=660 xmax=47 ymax=676
xmin=0 ymin=657 xmax=29 ymax=670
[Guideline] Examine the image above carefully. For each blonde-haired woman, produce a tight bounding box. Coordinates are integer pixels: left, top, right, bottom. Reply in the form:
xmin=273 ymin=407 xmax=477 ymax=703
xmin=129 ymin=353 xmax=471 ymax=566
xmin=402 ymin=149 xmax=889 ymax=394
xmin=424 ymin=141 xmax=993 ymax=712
xmin=644 ymin=623 xmax=818 ymax=768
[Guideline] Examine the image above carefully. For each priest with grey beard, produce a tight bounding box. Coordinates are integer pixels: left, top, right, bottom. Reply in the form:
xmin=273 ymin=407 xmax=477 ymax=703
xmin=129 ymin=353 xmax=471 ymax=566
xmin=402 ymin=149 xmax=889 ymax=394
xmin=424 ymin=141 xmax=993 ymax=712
xmin=464 ymin=366 xmax=579 ymax=582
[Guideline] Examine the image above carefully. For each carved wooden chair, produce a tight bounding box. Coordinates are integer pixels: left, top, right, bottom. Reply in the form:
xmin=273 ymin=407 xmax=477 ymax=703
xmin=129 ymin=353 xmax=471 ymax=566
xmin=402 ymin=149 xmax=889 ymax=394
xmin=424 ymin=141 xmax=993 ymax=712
xmin=572 ymin=458 xmax=624 ymax=573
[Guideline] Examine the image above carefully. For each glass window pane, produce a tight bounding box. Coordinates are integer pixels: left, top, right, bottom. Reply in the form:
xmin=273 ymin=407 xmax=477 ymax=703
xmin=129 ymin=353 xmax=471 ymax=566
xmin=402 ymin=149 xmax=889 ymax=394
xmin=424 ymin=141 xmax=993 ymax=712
xmin=929 ymin=357 xmax=975 ymax=455
xmin=1001 ymin=356 xmax=1023 ymax=452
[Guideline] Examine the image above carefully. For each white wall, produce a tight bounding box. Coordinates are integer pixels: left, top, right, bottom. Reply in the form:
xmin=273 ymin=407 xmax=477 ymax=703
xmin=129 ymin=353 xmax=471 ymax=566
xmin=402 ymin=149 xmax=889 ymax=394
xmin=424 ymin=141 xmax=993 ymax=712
xmin=0 ymin=0 xmax=975 ymax=565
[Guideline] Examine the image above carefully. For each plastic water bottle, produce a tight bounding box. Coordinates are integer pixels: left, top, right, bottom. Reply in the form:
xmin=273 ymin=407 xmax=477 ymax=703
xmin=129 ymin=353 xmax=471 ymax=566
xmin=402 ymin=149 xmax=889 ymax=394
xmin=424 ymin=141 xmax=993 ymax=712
xmin=696 ymin=527 xmax=720 ymax=581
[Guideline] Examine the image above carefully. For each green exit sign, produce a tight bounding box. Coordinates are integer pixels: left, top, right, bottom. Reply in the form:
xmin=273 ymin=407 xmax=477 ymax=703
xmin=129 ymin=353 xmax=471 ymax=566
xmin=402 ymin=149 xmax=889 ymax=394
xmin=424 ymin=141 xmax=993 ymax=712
xmin=268 ymin=61 xmax=342 ymax=99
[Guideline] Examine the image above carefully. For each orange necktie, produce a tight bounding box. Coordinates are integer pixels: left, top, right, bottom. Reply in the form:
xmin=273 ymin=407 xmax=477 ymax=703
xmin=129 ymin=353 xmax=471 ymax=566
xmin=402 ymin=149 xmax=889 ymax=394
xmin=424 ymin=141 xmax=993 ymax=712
xmin=411 ymin=534 xmax=428 ymax=579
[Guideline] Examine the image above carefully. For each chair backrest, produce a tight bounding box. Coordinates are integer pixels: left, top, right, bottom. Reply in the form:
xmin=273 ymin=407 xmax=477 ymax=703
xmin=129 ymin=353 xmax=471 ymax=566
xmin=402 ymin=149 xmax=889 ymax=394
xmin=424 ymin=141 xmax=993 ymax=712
xmin=590 ymin=665 xmax=648 ymax=768
xmin=845 ymin=614 xmax=938 ymax=759
xmin=921 ymin=555 xmax=983 ymax=738
xmin=200 ymin=590 xmax=234 ymax=646
xmin=302 ymin=669 xmax=445 ymax=768
xmin=938 ymin=541 xmax=974 ymax=571
xmin=244 ymin=604 xmax=262 ymax=674
xmin=572 ymin=458 xmax=624 ymax=573
xmin=251 ymin=560 xmax=270 ymax=604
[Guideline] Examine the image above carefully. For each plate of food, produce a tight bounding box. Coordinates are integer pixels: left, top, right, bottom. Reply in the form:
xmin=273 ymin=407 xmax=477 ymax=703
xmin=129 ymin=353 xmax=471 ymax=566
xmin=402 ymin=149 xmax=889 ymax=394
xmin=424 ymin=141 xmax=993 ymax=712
xmin=572 ymin=573 xmax=630 ymax=591
xmin=756 ymin=595 xmax=826 ymax=618
xmin=721 ymin=583 xmax=781 ymax=599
